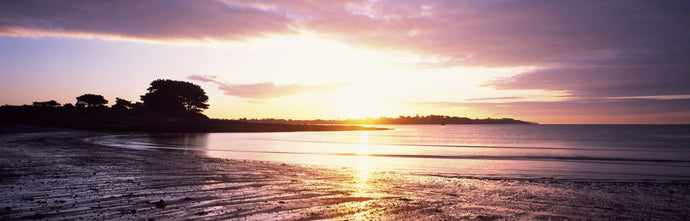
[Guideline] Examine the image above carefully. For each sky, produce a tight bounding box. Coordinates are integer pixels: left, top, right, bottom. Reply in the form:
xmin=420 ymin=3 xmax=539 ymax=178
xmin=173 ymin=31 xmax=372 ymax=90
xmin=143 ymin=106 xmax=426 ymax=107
xmin=1 ymin=0 xmax=690 ymax=124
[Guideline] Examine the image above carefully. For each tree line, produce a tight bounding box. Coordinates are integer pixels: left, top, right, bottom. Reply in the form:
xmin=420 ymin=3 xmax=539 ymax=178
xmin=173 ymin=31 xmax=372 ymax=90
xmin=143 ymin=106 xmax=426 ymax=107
xmin=23 ymin=79 xmax=209 ymax=113
xmin=1 ymin=79 xmax=388 ymax=132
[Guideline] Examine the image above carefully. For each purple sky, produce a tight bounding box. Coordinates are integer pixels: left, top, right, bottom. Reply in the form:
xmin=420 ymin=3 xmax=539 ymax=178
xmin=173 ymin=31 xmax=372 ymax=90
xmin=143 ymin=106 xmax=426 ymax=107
xmin=1 ymin=0 xmax=689 ymax=123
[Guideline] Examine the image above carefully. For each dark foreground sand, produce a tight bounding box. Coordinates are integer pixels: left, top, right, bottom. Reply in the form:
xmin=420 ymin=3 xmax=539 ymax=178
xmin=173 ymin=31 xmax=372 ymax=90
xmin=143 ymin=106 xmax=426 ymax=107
xmin=1 ymin=130 xmax=689 ymax=220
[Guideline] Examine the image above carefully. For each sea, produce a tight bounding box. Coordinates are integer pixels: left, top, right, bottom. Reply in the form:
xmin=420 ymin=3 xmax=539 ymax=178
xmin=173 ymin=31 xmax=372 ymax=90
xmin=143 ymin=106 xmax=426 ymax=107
xmin=92 ymin=124 xmax=690 ymax=181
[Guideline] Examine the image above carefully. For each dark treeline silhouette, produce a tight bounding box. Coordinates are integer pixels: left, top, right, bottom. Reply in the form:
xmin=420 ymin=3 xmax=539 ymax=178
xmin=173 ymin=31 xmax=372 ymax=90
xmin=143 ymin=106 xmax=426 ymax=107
xmin=76 ymin=94 xmax=108 ymax=108
xmin=0 ymin=79 xmax=383 ymax=133
xmin=32 ymin=100 xmax=61 ymax=107
xmin=237 ymin=115 xmax=536 ymax=125
xmin=141 ymin=79 xmax=209 ymax=113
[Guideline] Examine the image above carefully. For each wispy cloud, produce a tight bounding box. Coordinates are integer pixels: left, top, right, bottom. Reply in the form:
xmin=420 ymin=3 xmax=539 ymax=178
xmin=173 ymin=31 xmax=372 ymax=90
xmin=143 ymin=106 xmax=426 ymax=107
xmin=188 ymin=75 xmax=349 ymax=102
xmin=465 ymin=97 xmax=522 ymax=101
xmin=482 ymin=66 xmax=690 ymax=98
xmin=422 ymin=98 xmax=690 ymax=116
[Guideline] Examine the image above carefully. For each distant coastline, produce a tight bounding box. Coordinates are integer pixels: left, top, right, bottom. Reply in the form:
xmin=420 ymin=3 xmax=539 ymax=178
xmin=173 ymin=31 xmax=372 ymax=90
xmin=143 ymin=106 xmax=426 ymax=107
xmin=0 ymin=105 xmax=534 ymax=133
xmin=234 ymin=115 xmax=536 ymax=125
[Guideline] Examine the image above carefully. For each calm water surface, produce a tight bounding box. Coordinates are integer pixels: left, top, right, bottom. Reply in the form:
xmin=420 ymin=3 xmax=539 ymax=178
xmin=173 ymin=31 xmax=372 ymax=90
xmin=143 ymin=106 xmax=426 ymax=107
xmin=94 ymin=124 xmax=690 ymax=181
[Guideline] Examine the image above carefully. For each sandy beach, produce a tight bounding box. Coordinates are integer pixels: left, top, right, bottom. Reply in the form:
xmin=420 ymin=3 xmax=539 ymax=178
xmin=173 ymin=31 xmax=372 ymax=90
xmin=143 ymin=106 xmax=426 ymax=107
xmin=1 ymin=129 xmax=689 ymax=220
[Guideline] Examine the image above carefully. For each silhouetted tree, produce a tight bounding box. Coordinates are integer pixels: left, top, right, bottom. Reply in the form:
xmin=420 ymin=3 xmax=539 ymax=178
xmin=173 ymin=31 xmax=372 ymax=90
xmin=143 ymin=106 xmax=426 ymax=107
xmin=132 ymin=102 xmax=144 ymax=110
xmin=63 ymin=103 xmax=75 ymax=109
xmin=76 ymin=94 xmax=108 ymax=107
xmin=112 ymin=97 xmax=134 ymax=110
xmin=140 ymin=79 xmax=209 ymax=112
xmin=32 ymin=100 xmax=61 ymax=107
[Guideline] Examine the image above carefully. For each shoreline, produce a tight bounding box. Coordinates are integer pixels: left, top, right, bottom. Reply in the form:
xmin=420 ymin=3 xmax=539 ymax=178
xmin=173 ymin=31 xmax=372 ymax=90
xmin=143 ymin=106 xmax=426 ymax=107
xmin=1 ymin=130 xmax=689 ymax=220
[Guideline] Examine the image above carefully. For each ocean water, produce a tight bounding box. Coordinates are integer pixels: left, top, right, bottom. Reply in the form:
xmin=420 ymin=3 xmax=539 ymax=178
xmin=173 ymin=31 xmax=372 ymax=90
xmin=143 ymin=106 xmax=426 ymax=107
xmin=93 ymin=124 xmax=690 ymax=181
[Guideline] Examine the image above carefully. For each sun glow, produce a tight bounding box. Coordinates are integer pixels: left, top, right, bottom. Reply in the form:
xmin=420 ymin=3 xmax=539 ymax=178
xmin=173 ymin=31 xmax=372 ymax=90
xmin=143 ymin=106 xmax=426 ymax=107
xmin=187 ymin=32 xmax=543 ymax=120
xmin=342 ymin=99 xmax=390 ymax=119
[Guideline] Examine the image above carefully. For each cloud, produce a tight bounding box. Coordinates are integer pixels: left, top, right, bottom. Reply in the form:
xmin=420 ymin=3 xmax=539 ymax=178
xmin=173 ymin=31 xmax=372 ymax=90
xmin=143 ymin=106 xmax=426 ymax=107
xmin=465 ymin=97 xmax=522 ymax=101
xmin=422 ymin=98 xmax=690 ymax=116
xmin=187 ymin=74 xmax=221 ymax=83
xmin=483 ymin=65 xmax=690 ymax=97
xmin=188 ymin=75 xmax=349 ymax=101
xmin=0 ymin=0 xmax=293 ymax=41
xmin=217 ymin=82 xmax=350 ymax=100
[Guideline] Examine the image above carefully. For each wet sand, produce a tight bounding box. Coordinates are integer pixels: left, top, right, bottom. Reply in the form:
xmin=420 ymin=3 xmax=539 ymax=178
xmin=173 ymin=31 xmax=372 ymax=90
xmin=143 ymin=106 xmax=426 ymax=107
xmin=1 ymin=130 xmax=689 ymax=220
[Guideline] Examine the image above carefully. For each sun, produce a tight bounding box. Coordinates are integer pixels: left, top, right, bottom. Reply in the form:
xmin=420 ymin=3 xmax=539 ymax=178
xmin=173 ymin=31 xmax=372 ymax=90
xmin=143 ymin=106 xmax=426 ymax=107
xmin=331 ymin=85 xmax=392 ymax=119
xmin=343 ymin=101 xmax=385 ymax=119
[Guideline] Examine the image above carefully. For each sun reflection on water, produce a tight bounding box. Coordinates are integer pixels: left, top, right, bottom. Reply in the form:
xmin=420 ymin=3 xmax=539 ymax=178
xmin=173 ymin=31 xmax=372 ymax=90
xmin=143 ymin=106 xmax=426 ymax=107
xmin=345 ymin=131 xmax=378 ymax=220
xmin=359 ymin=131 xmax=370 ymax=145
xmin=354 ymin=156 xmax=371 ymax=195
xmin=353 ymin=131 xmax=372 ymax=197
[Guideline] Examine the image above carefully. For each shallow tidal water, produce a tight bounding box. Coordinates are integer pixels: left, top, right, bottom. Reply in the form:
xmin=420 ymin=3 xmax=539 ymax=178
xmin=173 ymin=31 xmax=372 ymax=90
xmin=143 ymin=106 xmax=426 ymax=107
xmin=95 ymin=124 xmax=690 ymax=181
xmin=2 ymin=129 xmax=690 ymax=220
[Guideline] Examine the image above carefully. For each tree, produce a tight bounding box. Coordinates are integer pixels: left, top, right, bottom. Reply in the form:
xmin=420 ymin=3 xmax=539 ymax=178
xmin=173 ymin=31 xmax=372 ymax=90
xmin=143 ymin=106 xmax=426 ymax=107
xmin=32 ymin=100 xmax=61 ymax=107
xmin=76 ymin=94 xmax=108 ymax=107
xmin=140 ymin=79 xmax=209 ymax=112
xmin=111 ymin=97 xmax=134 ymax=110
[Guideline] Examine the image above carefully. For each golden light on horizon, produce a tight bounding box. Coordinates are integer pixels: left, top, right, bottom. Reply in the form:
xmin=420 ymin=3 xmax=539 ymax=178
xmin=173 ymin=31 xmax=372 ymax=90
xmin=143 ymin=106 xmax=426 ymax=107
xmin=343 ymin=101 xmax=387 ymax=119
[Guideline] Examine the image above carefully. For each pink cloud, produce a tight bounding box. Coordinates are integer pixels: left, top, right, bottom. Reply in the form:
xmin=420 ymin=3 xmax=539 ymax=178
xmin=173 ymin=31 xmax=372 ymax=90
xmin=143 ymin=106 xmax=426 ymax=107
xmin=465 ymin=97 xmax=523 ymax=101
xmin=187 ymin=75 xmax=222 ymax=83
xmin=188 ymin=75 xmax=349 ymax=101
xmin=0 ymin=0 xmax=293 ymax=41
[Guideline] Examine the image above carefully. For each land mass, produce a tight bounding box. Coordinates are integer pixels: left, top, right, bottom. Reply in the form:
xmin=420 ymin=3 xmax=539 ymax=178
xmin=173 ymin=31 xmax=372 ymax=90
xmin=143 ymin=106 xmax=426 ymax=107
xmin=1 ymin=105 xmax=535 ymax=133
xmin=0 ymin=105 xmax=386 ymax=133
xmin=236 ymin=114 xmax=536 ymax=125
